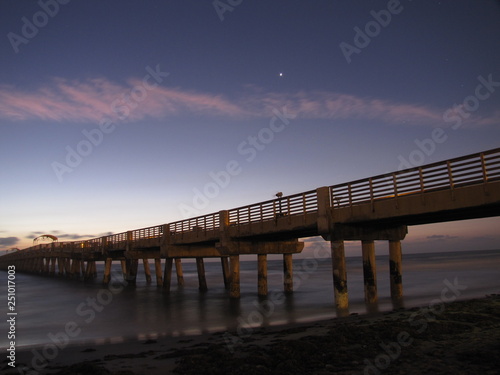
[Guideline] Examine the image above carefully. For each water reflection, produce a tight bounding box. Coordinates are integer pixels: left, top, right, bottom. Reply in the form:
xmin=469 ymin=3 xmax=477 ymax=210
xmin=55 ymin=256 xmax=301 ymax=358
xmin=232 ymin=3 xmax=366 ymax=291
xmin=1 ymin=250 xmax=499 ymax=348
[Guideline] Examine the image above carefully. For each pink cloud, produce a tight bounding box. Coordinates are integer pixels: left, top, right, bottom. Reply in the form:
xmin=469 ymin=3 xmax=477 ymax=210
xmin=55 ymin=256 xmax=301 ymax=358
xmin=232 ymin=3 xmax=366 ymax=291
xmin=0 ymin=77 xmax=498 ymax=128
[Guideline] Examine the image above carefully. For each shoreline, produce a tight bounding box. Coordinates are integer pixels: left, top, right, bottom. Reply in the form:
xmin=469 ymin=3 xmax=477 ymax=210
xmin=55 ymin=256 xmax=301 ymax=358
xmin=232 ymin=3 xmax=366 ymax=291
xmin=5 ymin=294 xmax=500 ymax=374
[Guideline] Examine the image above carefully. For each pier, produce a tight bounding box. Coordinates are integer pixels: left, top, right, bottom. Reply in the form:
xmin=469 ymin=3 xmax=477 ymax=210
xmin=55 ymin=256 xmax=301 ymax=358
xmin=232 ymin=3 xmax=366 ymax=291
xmin=1 ymin=148 xmax=499 ymax=312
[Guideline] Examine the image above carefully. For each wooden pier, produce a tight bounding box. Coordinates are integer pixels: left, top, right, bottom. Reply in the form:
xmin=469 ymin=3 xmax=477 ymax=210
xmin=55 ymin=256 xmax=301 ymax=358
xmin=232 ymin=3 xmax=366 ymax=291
xmin=1 ymin=148 xmax=500 ymax=312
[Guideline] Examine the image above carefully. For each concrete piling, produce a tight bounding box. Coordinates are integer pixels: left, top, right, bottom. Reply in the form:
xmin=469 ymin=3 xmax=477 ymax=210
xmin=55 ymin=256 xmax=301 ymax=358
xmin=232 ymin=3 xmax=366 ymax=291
xmin=389 ymin=240 xmax=403 ymax=303
xmin=163 ymin=258 xmax=173 ymax=292
xmin=283 ymin=253 xmax=293 ymax=294
xmin=120 ymin=260 xmax=127 ymax=280
xmin=84 ymin=261 xmax=96 ymax=281
xmin=175 ymin=258 xmax=184 ymax=286
xmin=221 ymin=257 xmax=230 ymax=290
xmin=361 ymin=240 xmax=378 ymax=304
xmin=143 ymin=259 xmax=152 ymax=284
xmin=57 ymin=258 xmax=64 ymax=276
xmin=154 ymin=258 xmax=163 ymax=286
xmin=91 ymin=261 xmax=97 ymax=278
xmin=258 ymin=254 xmax=268 ymax=296
xmin=50 ymin=258 xmax=56 ymax=276
xmin=57 ymin=257 xmax=65 ymax=276
xmin=331 ymin=240 xmax=349 ymax=313
xmin=125 ymin=259 xmax=138 ymax=285
xmin=64 ymin=258 xmax=71 ymax=277
xmin=229 ymin=255 xmax=240 ymax=298
xmin=196 ymin=258 xmax=208 ymax=292
xmin=71 ymin=259 xmax=80 ymax=279
xmin=103 ymin=258 xmax=113 ymax=285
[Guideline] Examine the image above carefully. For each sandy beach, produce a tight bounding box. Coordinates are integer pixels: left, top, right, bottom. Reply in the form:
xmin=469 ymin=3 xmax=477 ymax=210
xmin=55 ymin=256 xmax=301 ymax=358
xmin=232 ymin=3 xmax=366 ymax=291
xmin=6 ymin=294 xmax=500 ymax=375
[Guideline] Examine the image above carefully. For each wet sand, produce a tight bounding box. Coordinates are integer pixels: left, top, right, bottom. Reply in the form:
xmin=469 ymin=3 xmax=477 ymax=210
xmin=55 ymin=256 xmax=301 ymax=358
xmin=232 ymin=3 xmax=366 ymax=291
xmin=6 ymin=294 xmax=500 ymax=375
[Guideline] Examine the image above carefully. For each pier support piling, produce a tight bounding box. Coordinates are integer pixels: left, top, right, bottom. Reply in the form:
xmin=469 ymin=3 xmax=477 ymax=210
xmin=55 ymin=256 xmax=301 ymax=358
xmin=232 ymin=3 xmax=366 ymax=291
xmin=196 ymin=258 xmax=208 ymax=292
xmin=154 ymin=258 xmax=163 ymax=287
xmin=229 ymin=255 xmax=240 ymax=299
xmin=84 ymin=261 xmax=91 ymax=281
xmin=57 ymin=258 xmax=64 ymax=276
xmin=71 ymin=259 xmax=81 ymax=279
xmin=85 ymin=261 xmax=96 ymax=281
xmin=120 ymin=260 xmax=127 ymax=280
xmin=163 ymin=258 xmax=173 ymax=292
xmin=91 ymin=261 xmax=97 ymax=278
xmin=283 ymin=253 xmax=293 ymax=294
xmin=362 ymin=240 xmax=378 ymax=304
xmin=221 ymin=257 xmax=230 ymax=290
xmin=143 ymin=259 xmax=152 ymax=284
xmin=125 ymin=259 xmax=138 ymax=285
xmin=50 ymin=258 xmax=56 ymax=276
xmin=64 ymin=258 xmax=71 ymax=277
xmin=175 ymin=258 xmax=184 ymax=286
xmin=103 ymin=258 xmax=113 ymax=285
xmin=389 ymin=240 xmax=403 ymax=304
xmin=331 ymin=240 xmax=349 ymax=314
xmin=258 ymin=254 xmax=268 ymax=296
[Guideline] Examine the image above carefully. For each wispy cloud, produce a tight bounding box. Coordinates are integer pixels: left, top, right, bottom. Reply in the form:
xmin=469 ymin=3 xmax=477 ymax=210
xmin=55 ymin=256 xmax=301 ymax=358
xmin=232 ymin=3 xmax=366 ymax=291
xmin=25 ymin=230 xmax=114 ymax=240
xmin=427 ymin=234 xmax=459 ymax=241
xmin=0 ymin=237 xmax=19 ymax=247
xmin=1 ymin=77 xmax=498 ymax=127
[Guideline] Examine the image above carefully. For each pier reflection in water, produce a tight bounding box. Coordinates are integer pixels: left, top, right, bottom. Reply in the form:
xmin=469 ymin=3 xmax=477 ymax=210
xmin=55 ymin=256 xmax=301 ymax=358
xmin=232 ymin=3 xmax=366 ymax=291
xmin=1 ymin=249 xmax=499 ymax=349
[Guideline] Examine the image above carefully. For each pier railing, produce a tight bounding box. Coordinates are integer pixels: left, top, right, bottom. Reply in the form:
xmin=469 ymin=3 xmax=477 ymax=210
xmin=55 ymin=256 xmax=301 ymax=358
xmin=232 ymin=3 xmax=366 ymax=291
xmin=132 ymin=225 xmax=163 ymax=240
xmin=228 ymin=190 xmax=318 ymax=225
xmin=330 ymin=148 xmax=500 ymax=208
xmin=169 ymin=212 xmax=220 ymax=235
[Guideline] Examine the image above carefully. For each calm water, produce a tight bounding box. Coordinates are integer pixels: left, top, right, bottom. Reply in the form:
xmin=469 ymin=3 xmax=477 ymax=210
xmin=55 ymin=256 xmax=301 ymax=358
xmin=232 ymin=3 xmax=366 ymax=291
xmin=1 ymin=249 xmax=499 ymax=349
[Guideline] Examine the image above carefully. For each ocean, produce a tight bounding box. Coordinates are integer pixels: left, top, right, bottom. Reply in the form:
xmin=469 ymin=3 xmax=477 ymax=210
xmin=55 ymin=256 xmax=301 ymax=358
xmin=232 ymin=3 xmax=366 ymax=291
xmin=1 ymin=249 xmax=499 ymax=350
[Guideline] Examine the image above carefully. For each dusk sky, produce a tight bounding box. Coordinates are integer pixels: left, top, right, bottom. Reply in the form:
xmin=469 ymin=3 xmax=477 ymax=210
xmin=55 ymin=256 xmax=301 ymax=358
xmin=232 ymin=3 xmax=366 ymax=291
xmin=1 ymin=0 xmax=499 ymax=255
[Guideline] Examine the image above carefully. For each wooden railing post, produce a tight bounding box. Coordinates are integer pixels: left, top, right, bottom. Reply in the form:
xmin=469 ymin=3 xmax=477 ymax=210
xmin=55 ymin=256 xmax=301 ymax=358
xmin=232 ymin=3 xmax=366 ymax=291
xmin=317 ymin=186 xmax=332 ymax=236
xmin=480 ymin=153 xmax=488 ymax=182
xmin=419 ymin=167 xmax=425 ymax=192
xmin=392 ymin=173 xmax=398 ymax=197
xmin=126 ymin=231 xmax=133 ymax=252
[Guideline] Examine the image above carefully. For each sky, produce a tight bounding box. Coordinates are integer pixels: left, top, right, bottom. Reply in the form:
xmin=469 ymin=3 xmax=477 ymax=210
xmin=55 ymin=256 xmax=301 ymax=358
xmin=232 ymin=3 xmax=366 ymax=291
xmin=0 ymin=0 xmax=499 ymax=255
